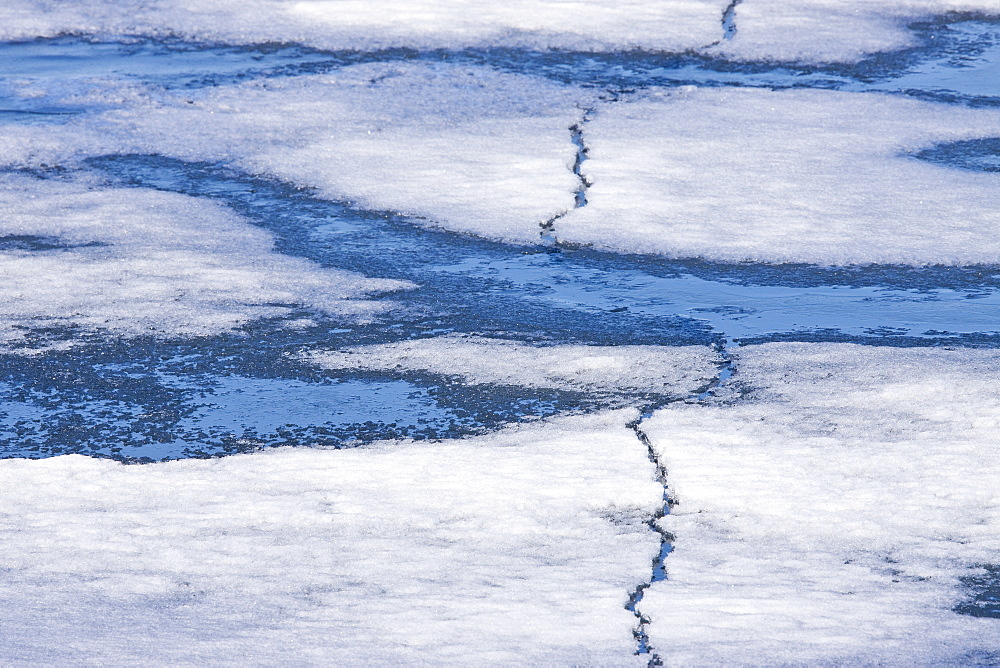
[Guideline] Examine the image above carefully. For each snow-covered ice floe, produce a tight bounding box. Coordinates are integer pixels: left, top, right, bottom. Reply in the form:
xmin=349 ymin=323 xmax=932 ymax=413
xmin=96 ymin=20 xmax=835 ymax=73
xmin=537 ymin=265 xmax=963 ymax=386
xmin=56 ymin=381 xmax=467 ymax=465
xmin=2 ymin=64 xmax=590 ymax=244
xmin=0 ymin=0 xmax=729 ymax=54
xmin=0 ymin=411 xmax=658 ymax=665
xmin=559 ymin=87 xmax=1000 ymax=265
xmin=4 ymin=0 xmax=999 ymax=64
xmin=641 ymin=343 xmax=1000 ymax=664
xmin=715 ymin=0 xmax=1000 ymax=64
xmin=10 ymin=62 xmax=1000 ymax=266
xmin=0 ymin=175 xmax=411 ymax=351
xmin=306 ymin=335 xmax=720 ymax=396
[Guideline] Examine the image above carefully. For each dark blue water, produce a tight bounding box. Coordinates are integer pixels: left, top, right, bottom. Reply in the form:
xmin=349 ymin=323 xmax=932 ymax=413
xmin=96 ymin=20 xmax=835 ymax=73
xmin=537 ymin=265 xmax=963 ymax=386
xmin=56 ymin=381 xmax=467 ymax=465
xmin=0 ymin=17 xmax=999 ymax=461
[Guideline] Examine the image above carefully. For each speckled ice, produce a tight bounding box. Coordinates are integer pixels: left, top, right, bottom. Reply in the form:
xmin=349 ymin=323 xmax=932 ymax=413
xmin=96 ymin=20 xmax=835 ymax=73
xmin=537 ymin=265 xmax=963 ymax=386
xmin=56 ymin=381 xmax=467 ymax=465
xmin=641 ymin=343 xmax=1000 ymax=664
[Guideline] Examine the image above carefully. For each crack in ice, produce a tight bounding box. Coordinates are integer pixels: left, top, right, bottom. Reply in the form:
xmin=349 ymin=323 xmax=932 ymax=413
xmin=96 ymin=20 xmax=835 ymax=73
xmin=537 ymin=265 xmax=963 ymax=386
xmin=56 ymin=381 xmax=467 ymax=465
xmin=625 ymin=342 xmax=738 ymax=665
xmin=721 ymin=0 xmax=743 ymax=41
xmin=539 ymin=108 xmax=593 ymax=244
xmin=625 ymin=415 xmax=670 ymax=667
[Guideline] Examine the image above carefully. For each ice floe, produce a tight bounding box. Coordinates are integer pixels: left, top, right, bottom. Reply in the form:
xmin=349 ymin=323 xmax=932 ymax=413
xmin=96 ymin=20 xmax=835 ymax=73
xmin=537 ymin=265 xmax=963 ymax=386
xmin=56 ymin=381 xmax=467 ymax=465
xmin=5 ymin=0 xmax=998 ymax=64
xmin=0 ymin=175 xmax=411 ymax=350
xmin=0 ymin=0 xmax=728 ymax=54
xmin=716 ymin=0 xmax=1000 ymax=63
xmin=1 ymin=64 xmax=590 ymax=244
xmin=306 ymin=335 xmax=720 ymax=396
xmin=0 ymin=412 xmax=659 ymax=665
xmin=641 ymin=342 xmax=1000 ymax=663
xmin=559 ymin=87 xmax=1000 ymax=265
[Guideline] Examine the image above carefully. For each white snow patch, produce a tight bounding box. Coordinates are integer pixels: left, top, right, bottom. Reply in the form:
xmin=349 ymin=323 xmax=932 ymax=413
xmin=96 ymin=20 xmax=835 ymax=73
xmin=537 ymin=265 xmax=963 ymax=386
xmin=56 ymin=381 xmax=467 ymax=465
xmin=306 ymin=335 xmax=719 ymax=395
xmin=4 ymin=0 xmax=996 ymax=63
xmin=0 ymin=412 xmax=658 ymax=665
xmin=715 ymin=0 xmax=1000 ymax=64
xmin=0 ymin=0 xmax=728 ymax=53
xmin=0 ymin=175 xmax=411 ymax=350
xmin=640 ymin=343 xmax=1000 ymax=664
xmin=559 ymin=87 xmax=1000 ymax=265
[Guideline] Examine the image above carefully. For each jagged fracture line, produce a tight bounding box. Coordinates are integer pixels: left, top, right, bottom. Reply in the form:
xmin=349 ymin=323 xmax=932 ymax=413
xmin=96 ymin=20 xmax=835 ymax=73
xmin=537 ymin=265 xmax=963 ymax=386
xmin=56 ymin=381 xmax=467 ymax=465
xmin=625 ymin=416 xmax=669 ymax=667
xmin=569 ymin=116 xmax=591 ymax=208
xmin=625 ymin=342 xmax=737 ymax=666
xmin=721 ymin=0 xmax=744 ymax=41
xmin=698 ymin=339 xmax=737 ymax=400
xmin=539 ymin=108 xmax=593 ymax=242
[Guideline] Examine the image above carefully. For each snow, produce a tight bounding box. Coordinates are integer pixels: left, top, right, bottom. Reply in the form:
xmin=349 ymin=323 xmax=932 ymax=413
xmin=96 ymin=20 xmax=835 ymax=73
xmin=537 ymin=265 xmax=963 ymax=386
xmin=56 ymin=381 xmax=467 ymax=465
xmin=1 ymin=64 xmax=590 ymax=244
xmin=0 ymin=412 xmax=658 ymax=665
xmin=7 ymin=0 xmax=1000 ymax=63
xmin=0 ymin=0 xmax=728 ymax=53
xmin=716 ymin=0 xmax=1000 ymax=64
xmin=559 ymin=87 xmax=1000 ymax=265
xmin=0 ymin=174 xmax=411 ymax=350
xmin=1 ymin=3 xmax=1000 ymax=663
xmin=10 ymin=61 xmax=1000 ymax=266
xmin=640 ymin=343 xmax=1000 ymax=664
xmin=306 ymin=335 xmax=720 ymax=396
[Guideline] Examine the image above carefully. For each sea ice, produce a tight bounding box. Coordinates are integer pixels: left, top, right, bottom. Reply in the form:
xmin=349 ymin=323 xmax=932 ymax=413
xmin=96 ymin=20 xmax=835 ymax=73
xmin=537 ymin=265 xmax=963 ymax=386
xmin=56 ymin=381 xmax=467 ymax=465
xmin=0 ymin=0 xmax=728 ymax=53
xmin=716 ymin=0 xmax=1000 ymax=63
xmin=640 ymin=343 xmax=1000 ymax=664
xmin=559 ymin=87 xmax=1000 ymax=265
xmin=0 ymin=174 xmax=411 ymax=350
xmin=1 ymin=64 xmax=591 ymax=244
xmin=0 ymin=412 xmax=659 ymax=665
xmin=306 ymin=334 xmax=720 ymax=396
xmin=6 ymin=0 xmax=998 ymax=64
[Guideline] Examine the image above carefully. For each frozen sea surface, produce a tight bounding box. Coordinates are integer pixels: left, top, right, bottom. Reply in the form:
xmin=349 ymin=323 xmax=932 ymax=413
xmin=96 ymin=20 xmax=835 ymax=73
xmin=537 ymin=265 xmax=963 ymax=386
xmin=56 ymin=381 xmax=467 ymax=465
xmin=1 ymin=4 xmax=1000 ymax=665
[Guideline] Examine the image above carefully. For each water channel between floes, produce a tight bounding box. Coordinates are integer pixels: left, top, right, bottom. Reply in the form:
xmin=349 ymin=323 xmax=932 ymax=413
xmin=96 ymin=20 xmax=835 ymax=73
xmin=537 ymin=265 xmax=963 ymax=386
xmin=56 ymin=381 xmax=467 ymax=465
xmin=0 ymin=18 xmax=999 ymax=461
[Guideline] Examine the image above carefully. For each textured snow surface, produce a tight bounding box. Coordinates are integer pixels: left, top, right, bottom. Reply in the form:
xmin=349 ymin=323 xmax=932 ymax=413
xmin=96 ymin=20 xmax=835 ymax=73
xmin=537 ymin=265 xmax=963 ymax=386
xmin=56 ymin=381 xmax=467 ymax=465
xmin=2 ymin=65 xmax=588 ymax=243
xmin=641 ymin=343 xmax=1000 ymax=664
xmin=560 ymin=87 xmax=1000 ymax=265
xmin=0 ymin=0 xmax=728 ymax=53
xmin=0 ymin=175 xmax=410 ymax=350
xmin=0 ymin=412 xmax=658 ymax=665
xmin=716 ymin=0 xmax=1000 ymax=63
xmin=307 ymin=335 xmax=719 ymax=395
xmin=5 ymin=0 xmax=999 ymax=63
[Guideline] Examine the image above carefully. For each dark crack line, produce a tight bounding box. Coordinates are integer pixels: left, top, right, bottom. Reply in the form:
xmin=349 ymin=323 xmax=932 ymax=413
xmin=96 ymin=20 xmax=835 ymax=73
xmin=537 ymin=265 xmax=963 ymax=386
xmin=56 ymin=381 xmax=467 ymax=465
xmin=539 ymin=107 xmax=593 ymax=243
xmin=702 ymin=0 xmax=744 ymax=48
xmin=569 ymin=117 xmax=591 ymax=208
xmin=624 ymin=342 xmax=738 ymax=665
xmin=722 ymin=0 xmax=744 ymax=41
xmin=625 ymin=415 xmax=669 ymax=667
